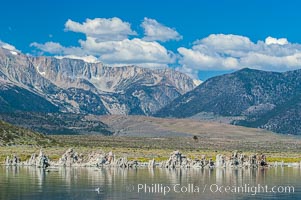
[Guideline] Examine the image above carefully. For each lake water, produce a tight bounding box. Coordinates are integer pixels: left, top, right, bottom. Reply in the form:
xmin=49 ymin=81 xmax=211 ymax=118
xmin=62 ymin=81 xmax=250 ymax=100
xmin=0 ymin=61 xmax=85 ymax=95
xmin=0 ymin=166 xmax=300 ymax=200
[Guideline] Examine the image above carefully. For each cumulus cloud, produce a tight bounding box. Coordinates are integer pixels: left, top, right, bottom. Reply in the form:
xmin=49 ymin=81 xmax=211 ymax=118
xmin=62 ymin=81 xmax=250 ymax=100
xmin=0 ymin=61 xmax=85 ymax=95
xmin=31 ymin=41 xmax=100 ymax=63
xmin=31 ymin=17 xmax=301 ymax=79
xmin=0 ymin=40 xmax=20 ymax=52
xmin=31 ymin=42 xmax=65 ymax=54
xmin=177 ymin=34 xmax=301 ymax=78
xmin=30 ymin=42 xmax=84 ymax=55
xmin=141 ymin=18 xmax=182 ymax=42
xmin=65 ymin=17 xmax=137 ymax=41
xmin=265 ymin=36 xmax=288 ymax=45
xmin=197 ymin=34 xmax=254 ymax=52
xmin=55 ymin=55 xmax=99 ymax=63
xmin=79 ymin=37 xmax=174 ymax=66
xmin=32 ymin=17 xmax=175 ymax=68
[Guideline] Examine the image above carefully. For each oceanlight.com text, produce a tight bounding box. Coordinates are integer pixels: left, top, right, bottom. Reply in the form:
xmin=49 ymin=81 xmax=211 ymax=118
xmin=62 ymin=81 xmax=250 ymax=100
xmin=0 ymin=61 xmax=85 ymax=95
xmin=126 ymin=183 xmax=295 ymax=196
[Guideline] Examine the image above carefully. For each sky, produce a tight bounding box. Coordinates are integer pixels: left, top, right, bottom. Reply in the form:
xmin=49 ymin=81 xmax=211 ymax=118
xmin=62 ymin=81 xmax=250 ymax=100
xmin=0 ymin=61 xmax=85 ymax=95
xmin=1 ymin=0 xmax=301 ymax=80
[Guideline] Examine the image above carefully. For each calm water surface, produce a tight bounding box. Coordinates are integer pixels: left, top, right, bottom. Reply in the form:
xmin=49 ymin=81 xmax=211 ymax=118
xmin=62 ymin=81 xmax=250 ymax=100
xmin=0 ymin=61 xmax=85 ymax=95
xmin=0 ymin=166 xmax=300 ymax=200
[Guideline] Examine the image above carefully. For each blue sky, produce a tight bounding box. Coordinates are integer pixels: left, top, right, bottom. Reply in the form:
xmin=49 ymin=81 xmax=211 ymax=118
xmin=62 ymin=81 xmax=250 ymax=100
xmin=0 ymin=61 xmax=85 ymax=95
xmin=1 ymin=0 xmax=301 ymax=80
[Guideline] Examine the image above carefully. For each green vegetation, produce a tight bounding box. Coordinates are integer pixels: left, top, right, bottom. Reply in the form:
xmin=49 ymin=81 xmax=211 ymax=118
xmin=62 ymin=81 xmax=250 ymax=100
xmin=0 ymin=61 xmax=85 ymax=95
xmin=266 ymin=157 xmax=301 ymax=163
xmin=0 ymin=112 xmax=112 ymax=135
xmin=0 ymin=119 xmax=301 ymax=164
xmin=0 ymin=120 xmax=54 ymax=146
xmin=3 ymin=134 xmax=301 ymax=164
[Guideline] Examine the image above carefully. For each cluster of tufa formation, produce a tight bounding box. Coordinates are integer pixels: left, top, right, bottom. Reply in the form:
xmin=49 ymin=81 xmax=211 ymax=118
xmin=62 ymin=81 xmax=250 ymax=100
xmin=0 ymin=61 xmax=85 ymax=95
xmin=160 ymin=151 xmax=214 ymax=168
xmin=214 ymin=151 xmax=267 ymax=168
xmin=4 ymin=148 xmax=139 ymax=168
xmin=5 ymin=149 xmax=50 ymax=168
xmin=2 ymin=149 xmax=288 ymax=169
xmin=159 ymin=151 xmax=268 ymax=169
xmin=5 ymin=155 xmax=21 ymax=166
xmin=25 ymin=149 xmax=50 ymax=168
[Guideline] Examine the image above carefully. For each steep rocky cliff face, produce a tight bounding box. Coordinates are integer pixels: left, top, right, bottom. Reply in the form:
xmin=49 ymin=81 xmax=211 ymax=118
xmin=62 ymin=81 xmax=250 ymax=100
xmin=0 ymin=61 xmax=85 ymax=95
xmin=0 ymin=47 xmax=195 ymax=115
xmin=155 ymin=68 xmax=301 ymax=135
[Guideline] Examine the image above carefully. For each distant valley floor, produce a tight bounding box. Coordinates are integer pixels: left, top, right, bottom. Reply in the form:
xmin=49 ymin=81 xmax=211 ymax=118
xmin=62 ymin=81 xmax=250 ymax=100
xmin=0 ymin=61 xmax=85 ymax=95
xmin=1 ymin=115 xmax=301 ymax=164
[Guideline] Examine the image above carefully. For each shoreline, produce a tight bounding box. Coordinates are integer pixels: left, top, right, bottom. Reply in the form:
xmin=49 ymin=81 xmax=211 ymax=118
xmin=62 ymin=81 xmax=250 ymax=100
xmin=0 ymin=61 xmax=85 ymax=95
xmin=1 ymin=145 xmax=301 ymax=164
xmin=1 ymin=146 xmax=301 ymax=165
xmin=2 ymin=148 xmax=301 ymax=169
xmin=1 ymin=134 xmax=301 ymax=167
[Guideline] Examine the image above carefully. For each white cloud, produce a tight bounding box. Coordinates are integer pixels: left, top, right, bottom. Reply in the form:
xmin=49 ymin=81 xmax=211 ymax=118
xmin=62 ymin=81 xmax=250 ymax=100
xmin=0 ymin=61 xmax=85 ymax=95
xmin=265 ymin=36 xmax=288 ymax=45
xmin=177 ymin=34 xmax=301 ymax=78
xmin=31 ymin=17 xmax=301 ymax=78
xmin=31 ymin=42 xmax=64 ymax=54
xmin=0 ymin=40 xmax=20 ymax=53
xmin=141 ymin=18 xmax=182 ymax=42
xmin=65 ymin=17 xmax=137 ymax=41
xmin=79 ymin=37 xmax=174 ymax=66
xmin=55 ymin=55 xmax=99 ymax=63
xmin=30 ymin=42 xmax=84 ymax=56
xmin=31 ymin=38 xmax=174 ymax=68
xmin=32 ymin=17 xmax=175 ymax=68
xmin=196 ymin=34 xmax=254 ymax=52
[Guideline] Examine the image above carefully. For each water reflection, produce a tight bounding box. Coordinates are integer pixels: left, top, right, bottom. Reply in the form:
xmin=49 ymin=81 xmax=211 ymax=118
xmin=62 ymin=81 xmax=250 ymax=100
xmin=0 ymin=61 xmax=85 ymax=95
xmin=0 ymin=166 xmax=300 ymax=200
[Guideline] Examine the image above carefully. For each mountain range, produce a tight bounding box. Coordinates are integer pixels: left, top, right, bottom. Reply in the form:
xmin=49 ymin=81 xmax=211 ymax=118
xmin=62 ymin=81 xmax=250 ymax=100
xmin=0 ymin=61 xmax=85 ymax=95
xmin=0 ymin=47 xmax=195 ymax=115
xmin=155 ymin=68 xmax=301 ymax=135
xmin=0 ymin=46 xmax=301 ymax=135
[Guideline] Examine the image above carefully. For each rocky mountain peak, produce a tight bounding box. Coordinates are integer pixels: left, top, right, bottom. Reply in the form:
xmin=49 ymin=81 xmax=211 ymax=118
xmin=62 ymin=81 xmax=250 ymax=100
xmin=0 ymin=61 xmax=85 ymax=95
xmin=155 ymin=68 xmax=301 ymax=135
xmin=0 ymin=48 xmax=196 ymax=115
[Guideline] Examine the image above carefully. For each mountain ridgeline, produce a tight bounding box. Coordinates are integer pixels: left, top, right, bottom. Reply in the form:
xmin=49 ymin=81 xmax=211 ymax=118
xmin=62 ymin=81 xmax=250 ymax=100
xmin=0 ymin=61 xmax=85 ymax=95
xmin=155 ymin=68 xmax=301 ymax=135
xmin=0 ymin=47 xmax=196 ymax=115
xmin=1 ymin=46 xmax=301 ymax=135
